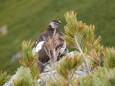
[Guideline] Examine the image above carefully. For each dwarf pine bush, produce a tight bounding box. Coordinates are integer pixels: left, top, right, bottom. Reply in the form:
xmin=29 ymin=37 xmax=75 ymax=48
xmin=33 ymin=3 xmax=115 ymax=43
xmin=11 ymin=40 xmax=39 ymax=86
xmin=104 ymin=48 xmax=115 ymax=68
xmin=64 ymin=11 xmax=104 ymax=68
xmin=19 ymin=40 xmax=39 ymax=79
xmin=76 ymin=68 xmax=115 ymax=86
xmin=13 ymin=67 xmax=36 ymax=86
xmin=55 ymin=53 xmax=84 ymax=85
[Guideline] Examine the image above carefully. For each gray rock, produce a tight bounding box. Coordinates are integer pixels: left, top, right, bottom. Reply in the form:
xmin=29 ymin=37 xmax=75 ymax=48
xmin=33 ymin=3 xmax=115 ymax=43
xmin=3 ymin=75 xmax=17 ymax=86
xmin=0 ymin=25 xmax=8 ymax=35
xmin=11 ymin=51 xmax=23 ymax=62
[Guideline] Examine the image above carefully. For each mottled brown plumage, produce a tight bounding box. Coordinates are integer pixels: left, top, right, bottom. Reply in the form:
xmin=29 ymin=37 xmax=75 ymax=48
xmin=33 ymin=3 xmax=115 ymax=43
xmin=35 ymin=20 xmax=67 ymax=73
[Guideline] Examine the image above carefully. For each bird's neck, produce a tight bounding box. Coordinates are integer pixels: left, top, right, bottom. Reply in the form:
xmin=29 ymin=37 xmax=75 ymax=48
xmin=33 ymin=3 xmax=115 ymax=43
xmin=48 ymin=25 xmax=58 ymax=31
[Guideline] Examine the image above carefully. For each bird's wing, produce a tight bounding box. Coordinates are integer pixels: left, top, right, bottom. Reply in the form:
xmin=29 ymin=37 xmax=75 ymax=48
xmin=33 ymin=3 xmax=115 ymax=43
xmin=35 ymin=31 xmax=48 ymax=44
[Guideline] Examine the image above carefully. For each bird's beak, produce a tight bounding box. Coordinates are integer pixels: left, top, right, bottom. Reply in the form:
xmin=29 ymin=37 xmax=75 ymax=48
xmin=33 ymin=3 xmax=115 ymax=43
xmin=58 ymin=21 xmax=62 ymax=24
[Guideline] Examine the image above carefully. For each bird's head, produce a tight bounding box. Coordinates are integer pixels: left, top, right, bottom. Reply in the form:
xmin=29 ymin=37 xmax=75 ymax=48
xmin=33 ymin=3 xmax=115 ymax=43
xmin=49 ymin=20 xmax=62 ymax=29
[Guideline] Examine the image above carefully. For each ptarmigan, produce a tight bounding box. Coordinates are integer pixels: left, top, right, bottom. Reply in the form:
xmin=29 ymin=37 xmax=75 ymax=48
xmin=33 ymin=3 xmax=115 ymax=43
xmin=33 ymin=20 xmax=67 ymax=73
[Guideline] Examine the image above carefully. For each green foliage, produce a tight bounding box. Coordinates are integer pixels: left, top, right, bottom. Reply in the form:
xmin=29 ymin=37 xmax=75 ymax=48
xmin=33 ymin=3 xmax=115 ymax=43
xmin=64 ymin=11 xmax=104 ymax=68
xmin=46 ymin=74 xmax=68 ymax=86
xmin=20 ymin=40 xmax=35 ymax=66
xmin=13 ymin=66 xmax=38 ymax=86
xmin=76 ymin=75 xmax=93 ymax=86
xmin=77 ymin=68 xmax=115 ymax=86
xmin=64 ymin=11 xmax=103 ymax=54
xmin=0 ymin=71 xmax=10 ymax=86
xmin=104 ymin=48 xmax=115 ymax=68
xmin=11 ymin=40 xmax=40 ymax=86
xmin=46 ymin=80 xmax=68 ymax=86
xmin=55 ymin=52 xmax=83 ymax=85
xmin=19 ymin=40 xmax=39 ymax=79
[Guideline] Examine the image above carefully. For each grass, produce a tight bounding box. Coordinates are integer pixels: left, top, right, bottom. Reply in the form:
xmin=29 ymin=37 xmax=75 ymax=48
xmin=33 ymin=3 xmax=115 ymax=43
xmin=0 ymin=0 xmax=115 ymax=74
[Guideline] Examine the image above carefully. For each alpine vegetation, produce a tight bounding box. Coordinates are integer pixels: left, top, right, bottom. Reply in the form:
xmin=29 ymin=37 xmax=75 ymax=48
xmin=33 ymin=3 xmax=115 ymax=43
xmin=0 ymin=71 xmax=10 ymax=86
xmin=2 ymin=11 xmax=115 ymax=86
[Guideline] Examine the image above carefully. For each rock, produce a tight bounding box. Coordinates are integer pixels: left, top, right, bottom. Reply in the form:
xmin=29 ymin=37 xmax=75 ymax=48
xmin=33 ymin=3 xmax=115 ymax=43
xmin=37 ymin=70 xmax=57 ymax=86
xmin=11 ymin=51 xmax=23 ymax=62
xmin=3 ymin=75 xmax=17 ymax=86
xmin=0 ymin=25 xmax=8 ymax=35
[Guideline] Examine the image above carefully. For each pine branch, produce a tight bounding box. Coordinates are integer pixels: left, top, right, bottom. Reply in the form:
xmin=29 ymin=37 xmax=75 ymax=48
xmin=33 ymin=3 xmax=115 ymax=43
xmin=0 ymin=71 xmax=10 ymax=86
xmin=74 ymin=34 xmax=83 ymax=53
xmin=64 ymin=11 xmax=104 ymax=70
xmin=104 ymin=47 xmax=115 ymax=68
xmin=19 ymin=40 xmax=39 ymax=79
xmin=55 ymin=53 xmax=84 ymax=86
xmin=13 ymin=67 xmax=38 ymax=86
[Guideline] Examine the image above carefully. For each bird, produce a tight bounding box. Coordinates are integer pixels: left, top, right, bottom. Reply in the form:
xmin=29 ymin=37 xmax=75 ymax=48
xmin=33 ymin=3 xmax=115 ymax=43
xmin=33 ymin=20 xmax=67 ymax=73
